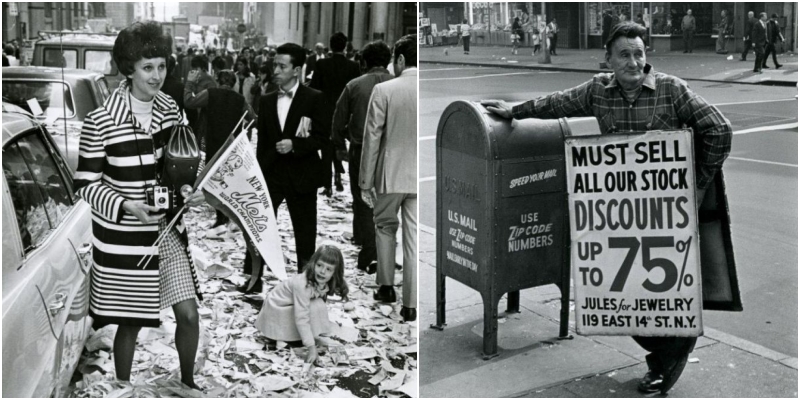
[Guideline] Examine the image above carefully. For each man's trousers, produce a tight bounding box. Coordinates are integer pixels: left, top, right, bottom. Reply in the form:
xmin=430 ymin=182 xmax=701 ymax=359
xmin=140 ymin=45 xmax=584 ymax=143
xmin=373 ymin=193 xmax=417 ymax=308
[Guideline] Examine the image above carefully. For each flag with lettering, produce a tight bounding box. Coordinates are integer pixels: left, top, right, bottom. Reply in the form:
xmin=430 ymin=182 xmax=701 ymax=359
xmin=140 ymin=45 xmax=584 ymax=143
xmin=195 ymin=130 xmax=287 ymax=280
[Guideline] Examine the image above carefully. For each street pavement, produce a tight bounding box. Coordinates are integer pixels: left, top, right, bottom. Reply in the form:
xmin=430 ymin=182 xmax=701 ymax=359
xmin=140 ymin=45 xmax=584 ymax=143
xmin=420 ymin=44 xmax=798 ymax=86
xmin=418 ymin=46 xmax=798 ymax=397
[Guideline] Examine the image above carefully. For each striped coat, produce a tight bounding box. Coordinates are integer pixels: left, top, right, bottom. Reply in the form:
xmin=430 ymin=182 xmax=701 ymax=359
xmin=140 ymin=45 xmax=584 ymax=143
xmin=75 ymin=82 xmax=200 ymax=327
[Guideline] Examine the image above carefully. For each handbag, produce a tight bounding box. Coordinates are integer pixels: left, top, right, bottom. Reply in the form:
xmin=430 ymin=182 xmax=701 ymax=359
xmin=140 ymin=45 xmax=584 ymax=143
xmin=161 ymin=124 xmax=201 ymax=191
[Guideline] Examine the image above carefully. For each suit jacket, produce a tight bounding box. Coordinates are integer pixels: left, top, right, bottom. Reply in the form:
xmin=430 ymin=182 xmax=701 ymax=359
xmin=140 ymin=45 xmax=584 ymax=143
xmin=256 ymin=84 xmax=327 ymax=193
xmin=766 ymin=19 xmax=782 ymax=43
xmin=305 ymin=54 xmax=322 ymax=78
xmin=359 ymin=68 xmax=417 ymax=194
xmin=751 ymin=19 xmax=767 ymax=46
xmin=309 ymin=53 xmax=362 ymax=127
xmin=744 ymin=17 xmax=755 ymax=40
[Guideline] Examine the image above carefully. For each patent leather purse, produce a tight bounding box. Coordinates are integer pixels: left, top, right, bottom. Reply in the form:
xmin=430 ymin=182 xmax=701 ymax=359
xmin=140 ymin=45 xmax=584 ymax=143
xmin=161 ymin=124 xmax=201 ymax=191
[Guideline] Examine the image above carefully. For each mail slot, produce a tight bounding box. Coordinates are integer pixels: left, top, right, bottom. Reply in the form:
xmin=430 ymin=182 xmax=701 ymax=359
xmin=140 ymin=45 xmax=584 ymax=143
xmin=432 ymin=100 xmax=572 ymax=358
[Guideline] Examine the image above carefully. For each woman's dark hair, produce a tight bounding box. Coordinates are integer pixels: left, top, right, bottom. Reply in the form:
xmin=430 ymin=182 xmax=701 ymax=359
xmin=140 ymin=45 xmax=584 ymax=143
xmin=211 ymin=56 xmax=226 ymax=71
xmin=393 ymin=35 xmax=417 ymax=67
xmin=259 ymin=64 xmax=272 ymax=81
xmin=276 ymin=43 xmax=306 ymax=69
xmin=234 ymin=58 xmax=250 ymax=76
xmin=113 ymin=21 xmax=171 ymax=77
xmin=604 ymin=21 xmax=647 ymax=54
xmin=216 ymin=69 xmax=236 ymax=87
xmin=361 ymin=41 xmax=391 ymax=70
xmin=329 ymin=32 xmax=348 ymax=52
xmin=303 ymin=245 xmax=349 ymax=299
xmin=166 ymin=54 xmax=177 ymax=75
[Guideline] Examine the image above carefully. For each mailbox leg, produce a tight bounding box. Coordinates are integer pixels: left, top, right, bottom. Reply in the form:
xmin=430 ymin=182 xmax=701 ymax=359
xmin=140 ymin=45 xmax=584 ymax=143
xmin=482 ymin=294 xmax=501 ymax=360
xmin=506 ymin=290 xmax=520 ymax=313
xmin=430 ymin=267 xmax=447 ymax=331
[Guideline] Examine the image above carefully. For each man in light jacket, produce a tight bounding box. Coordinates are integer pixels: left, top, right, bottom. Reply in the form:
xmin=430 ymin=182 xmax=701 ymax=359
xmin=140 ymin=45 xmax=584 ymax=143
xmin=360 ymin=35 xmax=418 ymax=322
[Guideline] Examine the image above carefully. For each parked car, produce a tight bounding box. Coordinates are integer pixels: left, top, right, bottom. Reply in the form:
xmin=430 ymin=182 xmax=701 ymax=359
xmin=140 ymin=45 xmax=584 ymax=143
xmin=2 ymin=66 xmax=111 ymax=171
xmin=2 ymin=109 xmax=93 ymax=397
xmin=32 ymin=33 xmax=124 ymax=89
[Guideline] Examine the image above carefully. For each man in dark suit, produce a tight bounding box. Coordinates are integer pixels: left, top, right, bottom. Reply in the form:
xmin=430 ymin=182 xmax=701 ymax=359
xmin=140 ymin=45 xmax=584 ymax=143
xmin=310 ymin=32 xmax=362 ymax=196
xmin=740 ymin=11 xmax=755 ymax=61
xmin=242 ymin=43 xmax=327 ymax=292
xmin=751 ymin=12 xmax=768 ymax=73
xmin=304 ymin=42 xmax=325 ymax=81
xmin=762 ymin=13 xmax=784 ymax=69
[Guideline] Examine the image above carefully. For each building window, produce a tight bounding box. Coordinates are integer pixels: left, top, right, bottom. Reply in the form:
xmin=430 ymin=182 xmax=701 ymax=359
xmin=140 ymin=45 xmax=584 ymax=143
xmin=289 ymin=4 xmax=292 ymax=30
xmin=94 ymin=3 xmax=106 ymax=18
xmin=297 ymin=2 xmax=301 ymax=31
xmin=649 ymin=3 xmax=713 ymax=36
xmin=45 ymin=3 xmax=52 ymax=18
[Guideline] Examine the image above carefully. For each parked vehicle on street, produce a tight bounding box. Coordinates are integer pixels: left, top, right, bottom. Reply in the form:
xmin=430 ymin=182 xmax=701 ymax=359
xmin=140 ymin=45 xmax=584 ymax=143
xmin=2 ymin=109 xmax=93 ymax=398
xmin=2 ymin=66 xmax=111 ymax=171
xmin=32 ymin=33 xmax=124 ymax=89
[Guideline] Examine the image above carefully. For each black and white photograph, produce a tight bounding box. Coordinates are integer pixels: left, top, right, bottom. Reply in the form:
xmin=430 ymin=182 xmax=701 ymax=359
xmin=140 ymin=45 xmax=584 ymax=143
xmin=2 ymin=2 xmax=418 ymax=397
xmin=418 ymin=1 xmax=797 ymax=398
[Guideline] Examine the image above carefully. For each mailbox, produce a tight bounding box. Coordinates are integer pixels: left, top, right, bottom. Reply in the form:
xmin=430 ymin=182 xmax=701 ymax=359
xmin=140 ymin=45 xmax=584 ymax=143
xmin=432 ymin=101 xmax=572 ymax=358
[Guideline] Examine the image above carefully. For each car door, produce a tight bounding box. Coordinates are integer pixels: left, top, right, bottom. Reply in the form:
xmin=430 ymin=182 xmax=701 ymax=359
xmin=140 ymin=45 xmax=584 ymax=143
xmin=1 ymin=125 xmax=93 ymax=397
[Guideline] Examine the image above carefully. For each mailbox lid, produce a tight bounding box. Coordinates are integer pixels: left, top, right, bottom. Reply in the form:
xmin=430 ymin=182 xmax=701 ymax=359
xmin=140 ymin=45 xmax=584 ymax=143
xmin=437 ymin=101 xmax=571 ymax=161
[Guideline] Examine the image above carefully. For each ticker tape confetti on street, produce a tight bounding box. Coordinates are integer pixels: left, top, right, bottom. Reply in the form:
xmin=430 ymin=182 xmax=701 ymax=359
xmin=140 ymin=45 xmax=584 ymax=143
xmin=69 ymin=136 xmax=418 ymax=398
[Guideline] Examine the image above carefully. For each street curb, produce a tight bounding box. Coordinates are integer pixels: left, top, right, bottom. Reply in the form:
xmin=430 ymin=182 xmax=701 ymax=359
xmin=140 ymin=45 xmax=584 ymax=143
xmin=421 ymin=60 xmax=798 ymax=87
xmin=418 ymin=228 xmax=798 ymax=373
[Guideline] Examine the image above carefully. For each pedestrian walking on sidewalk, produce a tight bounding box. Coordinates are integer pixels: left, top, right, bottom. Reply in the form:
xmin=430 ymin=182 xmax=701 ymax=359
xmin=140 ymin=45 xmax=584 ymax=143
xmin=681 ymin=9 xmax=696 ymax=53
xmin=460 ymin=19 xmax=471 ymax=55
xmin=361 ymin=35 xmax=418 ymax=323
xmin=75 ymin=20 xmax=207 ymax=391
xmin=511 ymin=17 xmax=523 ymax=55
xmin=548 ymin=18 xmax=559 ymax=55
xmin=715 ymin=10 xmax=732 ymax=54
xmin=762 ymin=13 xmax=784 ymax=69
xmin=255 ymin=245 xmax=349 ymax=365
xmin=310 ymin=32 xmax=361 ymax=197
xmin=332 ymin=41 xmax=393 ymax=272
xmin=482 ymin=22 xmax=733 ymax=395
xmin=741 ymin=11 xmax=756 ymax=61
xmin=532 ymin=28 xmax=541 ymax=55
xmin=751 ymin=13 xmax=768 ymax=73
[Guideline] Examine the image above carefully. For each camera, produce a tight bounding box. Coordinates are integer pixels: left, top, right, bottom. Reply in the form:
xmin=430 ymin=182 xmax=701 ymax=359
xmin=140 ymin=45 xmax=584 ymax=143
xmin=145 ymin=186 xmax=176 ymax=211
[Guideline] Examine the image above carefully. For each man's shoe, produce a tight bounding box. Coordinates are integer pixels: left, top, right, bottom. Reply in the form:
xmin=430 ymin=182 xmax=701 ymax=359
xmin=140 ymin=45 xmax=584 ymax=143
xmin=400 ymin=307 xmax=417 ymax=322
xmin=237 ymin=278 xmax=263 ymax=294
xmin=660 ymin=352 xmax=690 ymax=394
xmin=776 ymin=64 xmax=783 ymax=69
xmin=683 ymin=51 xmax=688 ymax=53
xmin=334 ymin=175 xmax=344 ymax=192
xmin=763 ymin=65 xmax=770 ymax=69
xmin=357 ymin=261 xmax=377 ymax=275
xmin=754 ymin=70 xmax=763 ymax=74
xmin=373 ymin=285 xmax=397 ymax=303
xmin=637 ymin=370 xmax=664 ymax=393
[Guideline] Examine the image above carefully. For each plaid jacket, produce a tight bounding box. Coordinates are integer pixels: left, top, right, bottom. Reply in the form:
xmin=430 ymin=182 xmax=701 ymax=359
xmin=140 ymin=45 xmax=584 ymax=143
xmin=511 ymin=64 xmax=732 ymax=190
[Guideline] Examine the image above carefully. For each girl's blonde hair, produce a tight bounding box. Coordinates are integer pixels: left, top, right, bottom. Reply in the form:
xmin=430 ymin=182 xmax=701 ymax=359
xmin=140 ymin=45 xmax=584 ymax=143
xmin=304 ymin=245 xmax=349 ymax=299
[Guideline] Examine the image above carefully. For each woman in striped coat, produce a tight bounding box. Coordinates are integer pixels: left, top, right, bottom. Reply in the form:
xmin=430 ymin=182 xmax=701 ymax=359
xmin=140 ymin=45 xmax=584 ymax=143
xmin=74 ymin=21 xmax=205 ymax=390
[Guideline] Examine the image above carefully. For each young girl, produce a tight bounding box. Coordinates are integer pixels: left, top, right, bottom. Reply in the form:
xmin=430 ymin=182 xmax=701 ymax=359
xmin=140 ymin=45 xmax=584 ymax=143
xmin=532 ymin=28 xmax=541 ymax=55
xmin=255 ymin=245 xmax=349 ymax=364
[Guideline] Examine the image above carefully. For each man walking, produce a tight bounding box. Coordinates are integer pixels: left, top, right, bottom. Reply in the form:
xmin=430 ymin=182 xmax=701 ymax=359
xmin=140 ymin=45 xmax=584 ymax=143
xmin=244 ymin=43 xmax=327 ymax=293
xmin=681 ymin=9 xmax=695 ymax=53
xmin=332 ymin=41 xmax=394 ymax=272
xmin=548 ymin=18 xmax=559 ymax=55
xmin=751 ymin=12 xmax=768 ymax=74
xmin=361 ymin=35 xmax=418 ymax=322
xmin=310 ymin=32 xmax=361 ymax=196
xmin=482 ymin=22 xmax=732 ymax=394
xmin=715 ymin=10 xmax=732 ymax=54
xmin=741 ymin=11 xmax=755 ymax=61
xmin=762 ymin=13 xmax=784 ymax=69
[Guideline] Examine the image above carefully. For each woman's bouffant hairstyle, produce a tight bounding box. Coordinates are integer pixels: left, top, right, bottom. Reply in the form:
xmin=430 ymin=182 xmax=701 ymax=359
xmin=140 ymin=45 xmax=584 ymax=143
xmin=113 ymin=21 xmax=171 ymax=77
xmin=304 ymin=245 xmax=349 ymax=299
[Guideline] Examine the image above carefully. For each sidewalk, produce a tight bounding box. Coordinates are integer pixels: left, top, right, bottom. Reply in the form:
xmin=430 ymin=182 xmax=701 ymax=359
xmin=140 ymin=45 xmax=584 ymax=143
xmin=418 ymin=228 xmax=798 ymax=398
xmin=420 ymin=45 xmax=799 ymax=86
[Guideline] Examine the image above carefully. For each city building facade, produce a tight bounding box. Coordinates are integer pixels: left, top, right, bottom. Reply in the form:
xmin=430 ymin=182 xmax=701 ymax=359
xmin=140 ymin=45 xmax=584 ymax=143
xmin=421 ymin=2 xmax=797 ymax=53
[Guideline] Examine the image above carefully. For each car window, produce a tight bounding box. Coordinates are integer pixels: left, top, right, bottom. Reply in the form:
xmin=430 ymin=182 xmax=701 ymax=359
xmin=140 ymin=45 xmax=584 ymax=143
xmin=85 ymin=50 xmax=116 ymax=75
xmin=44 ymin=48 xmax=77 ymax=68
xmin=3 ymin=130 xmax=73 ymax=252
xmin=2 ymin=81 xmax=76 ymax=119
